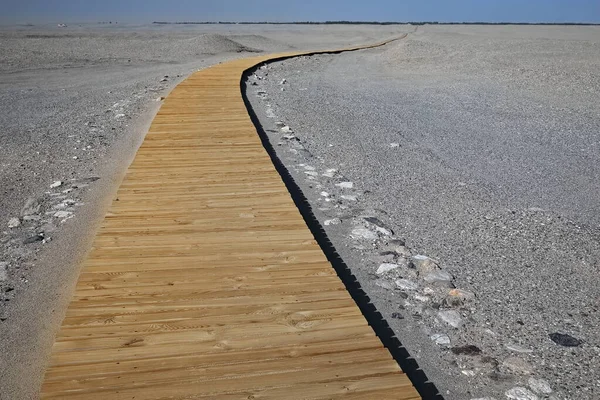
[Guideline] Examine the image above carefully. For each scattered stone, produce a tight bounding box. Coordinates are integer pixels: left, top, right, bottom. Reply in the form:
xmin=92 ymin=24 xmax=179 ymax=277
xmin=322 ymin=169 xmax=337 ymax=178
xmin=549 ymin=332 xmax=583 ymax=347
xmin=24 ymin=233 xmax=44 ymax=244
xmin=335 ymin=182 xmax=354 ymax=189
xmin=320 ymin=191 xmax=330 ymax=197
xmin=423 ymin=270 xmax=453 ymax=285
xmin=376 ymin=263 xmax=399 ymax=275
xmin=0 ymin=262 xmax=8 ymax=281
xmin=431 ymin=333 xmax=451 ymax=346
xmin=50 ymin=181 xmax=63 ymax=188
xmin=502 ymin=357 xmax=533 ymax=375
xmin=445 ymin=288 xmax=475 ymax=307
xmin=411 ymin=255 xmax=440 ymax=274
xmin=8 ymin=218 xmax=20 ymax=228
xmin=505 ymin=344 xmax=534 ymax=354
xmin=527 ymin=378 xmax=552 ymax=395
xmin=280 ymin=125 xmax=293 ymax=133
xmin=21 ymin=197 xmax=41 ymax=217
xmin=53 ymin=211 xmax=72 ymax=219
xmin=350 ymin=227 xmax=378 ymax=241
xmin=505 ymin=387 xmax=539 ymax=400
xmin=395 ymin=279 xmax=418 ymax=291
xmin=438 ymin=310 xmax=463 ymax=328
xmin=341 ymin=195 xmax=357 ymax=201
xmin=452 ymin=345 xmax=482 ymax=356
xmin=324 ymin=218 xmax=341 ymax=226
xmin=391 ymin=312 xmax=404 ymax=319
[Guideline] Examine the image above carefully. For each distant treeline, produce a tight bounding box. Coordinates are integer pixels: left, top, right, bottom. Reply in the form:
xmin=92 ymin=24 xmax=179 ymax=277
xmin=153 ymin=21 xmax=599 ymax=26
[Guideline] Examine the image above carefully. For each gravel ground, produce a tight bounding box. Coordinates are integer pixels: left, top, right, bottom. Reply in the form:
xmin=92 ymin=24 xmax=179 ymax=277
xmin=246 ymin=25 xmax=600 ymax=400
xmin=0 ymin=23 xmax=408 ymax=399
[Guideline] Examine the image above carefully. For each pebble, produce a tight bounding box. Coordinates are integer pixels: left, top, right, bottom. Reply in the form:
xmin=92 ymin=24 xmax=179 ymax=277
xmin=390 ymin=143 xmax=400 ymax=148
xmin=445 ymin=288 xmax=475 ymax=307
xmin=438 ymin=310 xmax=463 ymax=328
xmin=304 ymin=171 xmax=319 ymax=177
xmin=320 ymin=191 xmax=330 ymax=197
xmin=24 ymin=234 xmax=44 ymax=244
xmin=280 ymin=125 xmax=293 ymax=133
xmin=430 ymin=333 xmax=451 ymax=346
xmin=395 ymin=278 xmax=418 ymax=291
xmin=8 ymin=218 xmax=21 ymax=228
xmin=505 ymin=387 xmax=539 ymax=400
xmin=335 ymin=181 xmax=354 ymax=189
xmin=376 ymin=263 xmax=399 ymax=275
xmin=50 ymin=181 xmax=63 ymax=188
xmin=423 ymin=270 xmax=453 ymax=285
xmin=322 ymin=168 xmax=337 ymax=178
xmin=375 ymin=226 xmax=393 ymax=236
xmin=548 ymin=332 xmax=583 ymax=347
xmin=411 ymin=254 xmax=440 ymax=274
xmin=280 ymin=78 xmax=287 ymax=84
xmin=527 ymin=378 xmax=552 ymax=395
xmin=324 ymin=218 xmax=341 ymax=226
xmin=0 ymin=262 xmax=8 ymax=281
xmin=470 ymin=398 xmax=497 ymax=400
xmin=350 ymin=227 xmax=378 ymax=241
xmin=505 ymin=343 xmax=534 ymax=354
xmin=53 ymin=211 xmax=72 ymax=218
xmin=341 ymin=195 xmax=357 ymax=201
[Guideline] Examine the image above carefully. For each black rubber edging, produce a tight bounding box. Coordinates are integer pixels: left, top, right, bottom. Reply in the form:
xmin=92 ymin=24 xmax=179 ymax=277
xmin=240 ymin=45 xmax=443 ymax=400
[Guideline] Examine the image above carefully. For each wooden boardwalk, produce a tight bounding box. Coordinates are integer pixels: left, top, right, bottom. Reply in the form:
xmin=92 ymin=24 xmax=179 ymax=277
xmin=41 ymin=38 xmax=420 ymax=399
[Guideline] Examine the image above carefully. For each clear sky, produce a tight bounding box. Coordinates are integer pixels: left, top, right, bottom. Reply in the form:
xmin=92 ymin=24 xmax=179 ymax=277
xmin=2 ymin=0 xmax=599 ymax=24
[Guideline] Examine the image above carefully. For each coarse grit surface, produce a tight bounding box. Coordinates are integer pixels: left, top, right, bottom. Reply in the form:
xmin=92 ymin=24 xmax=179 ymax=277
xmin=245 ymin=24 xmax=600 ymax=400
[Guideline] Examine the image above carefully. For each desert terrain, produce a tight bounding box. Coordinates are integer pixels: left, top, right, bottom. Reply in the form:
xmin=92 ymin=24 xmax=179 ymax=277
xmin=1 ymin=22 xmax=599 ymax=400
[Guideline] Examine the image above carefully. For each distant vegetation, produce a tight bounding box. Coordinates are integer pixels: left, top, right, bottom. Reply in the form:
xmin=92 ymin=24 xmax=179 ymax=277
xmin=153 ymin=21 xmax=600 ymax=26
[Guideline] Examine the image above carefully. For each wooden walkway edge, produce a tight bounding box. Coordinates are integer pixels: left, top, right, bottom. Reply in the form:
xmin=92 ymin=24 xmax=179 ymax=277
xmin=40 ymin=36 xmax=421 ymax=399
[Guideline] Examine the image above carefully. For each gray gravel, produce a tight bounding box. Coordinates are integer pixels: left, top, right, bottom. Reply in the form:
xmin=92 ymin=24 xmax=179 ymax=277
xmin=246 ymin=24 xmax=600 ymax=400
xmin=0 ymin=23 xmax=410 ymax=399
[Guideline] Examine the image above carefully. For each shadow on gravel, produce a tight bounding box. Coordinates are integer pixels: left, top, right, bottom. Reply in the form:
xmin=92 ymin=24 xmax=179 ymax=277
xmin=241 ymin=52 xmax=443 ymax=399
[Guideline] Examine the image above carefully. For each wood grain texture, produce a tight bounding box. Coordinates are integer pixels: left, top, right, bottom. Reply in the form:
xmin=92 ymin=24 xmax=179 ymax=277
xmin=41 ymin=36 xmax=420 ymax=399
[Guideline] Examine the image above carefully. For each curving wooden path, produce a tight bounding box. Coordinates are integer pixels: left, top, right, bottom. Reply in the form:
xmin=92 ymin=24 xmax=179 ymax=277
xmin=40 ymin=37 xmax=420 ymax=399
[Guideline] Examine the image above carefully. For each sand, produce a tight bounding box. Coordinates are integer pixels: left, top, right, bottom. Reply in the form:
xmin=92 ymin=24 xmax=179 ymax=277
xmin=0 ymin=23 xmax=408 ymax=399
xmin=246 ymin=24 xmax=600 ymax=399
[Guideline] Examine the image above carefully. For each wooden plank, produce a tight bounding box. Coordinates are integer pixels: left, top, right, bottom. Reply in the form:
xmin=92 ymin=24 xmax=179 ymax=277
xmin=40 ymin=36 xmax=420 ymax=399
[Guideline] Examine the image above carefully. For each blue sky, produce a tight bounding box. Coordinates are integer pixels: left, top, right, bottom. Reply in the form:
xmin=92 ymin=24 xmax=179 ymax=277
xmin=2 ymin=0 xmax=599 ymax=24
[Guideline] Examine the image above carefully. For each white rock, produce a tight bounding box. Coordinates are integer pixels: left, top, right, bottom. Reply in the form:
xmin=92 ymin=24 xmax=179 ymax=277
xmin=438 ymin=310 xmax=463 ymax=328
xmin=8 ymin=218 xmax=20 ymax=228
xmin=265 ymin=108 xmax=276 ymax=118
xmin=395 ymin=279 xmax=418 ymax=291
xmin=282 ymin=134 xmax=296 ymax=140
xmin=528 ymin=378 xmax=552 ymax=395
xmin=423 ymin=270 xmax=453 ymax=284
xmin=304 ymin=171 xmax=318 ymax=177
xmin=462 ymin=370 xmax=476 ymax=377
xmin=53 ymin=211 xmax=72 ymax=218
xmin=115 ymin=113 xmax=126 ymax=119
xmin=322 ymin=169 xmax=337 ymax=178
xmin=50 ymin=181 xmax=63 ymax=188
xmin=411 ymin=254 xmax=440 ymax=274
xmin=303 ymin=165 xmax=316 ymax=171
xmin=73 ymin=156 xmax=79 ymax=160
xmin=341 ymin=195 xmax=357 ymax=201
xmin=324 ymin=218 xmax=341 ymax=226
xmin=505 ymin=387 xmax=539 ymax=400
xmin=390 ymin=143 xmax=400 ymax=148
xmin=335 ymin=182 xmax=354 ymax=189
xmin=320 ymin=191 xmax=330 ymax=197
xmin=430 ymin=333 xmax=451 ymax=346
xmin=280 ymin=125 xmax=292 ymax=133
xmin=376 ymin=280 xmax=394 ymax=290
xmin=0 ymin=262 xmax=8 ymax=281
xmin=502 ymin=357 xmax=533 ymax=375
xmin=376 ymin=263 xmax=399 ymax=275
xmin=375 ymin=226 xmax=393 ymax=236
xmin=280 ymin=78 xmax=287 ymax=84
xmin=505 ymin=344 xmax=534 ymax=354
xmin=350 ymin=228 xmax=378 ymax=241
xmin=414 ymin=294 xmax=430 ymax=302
